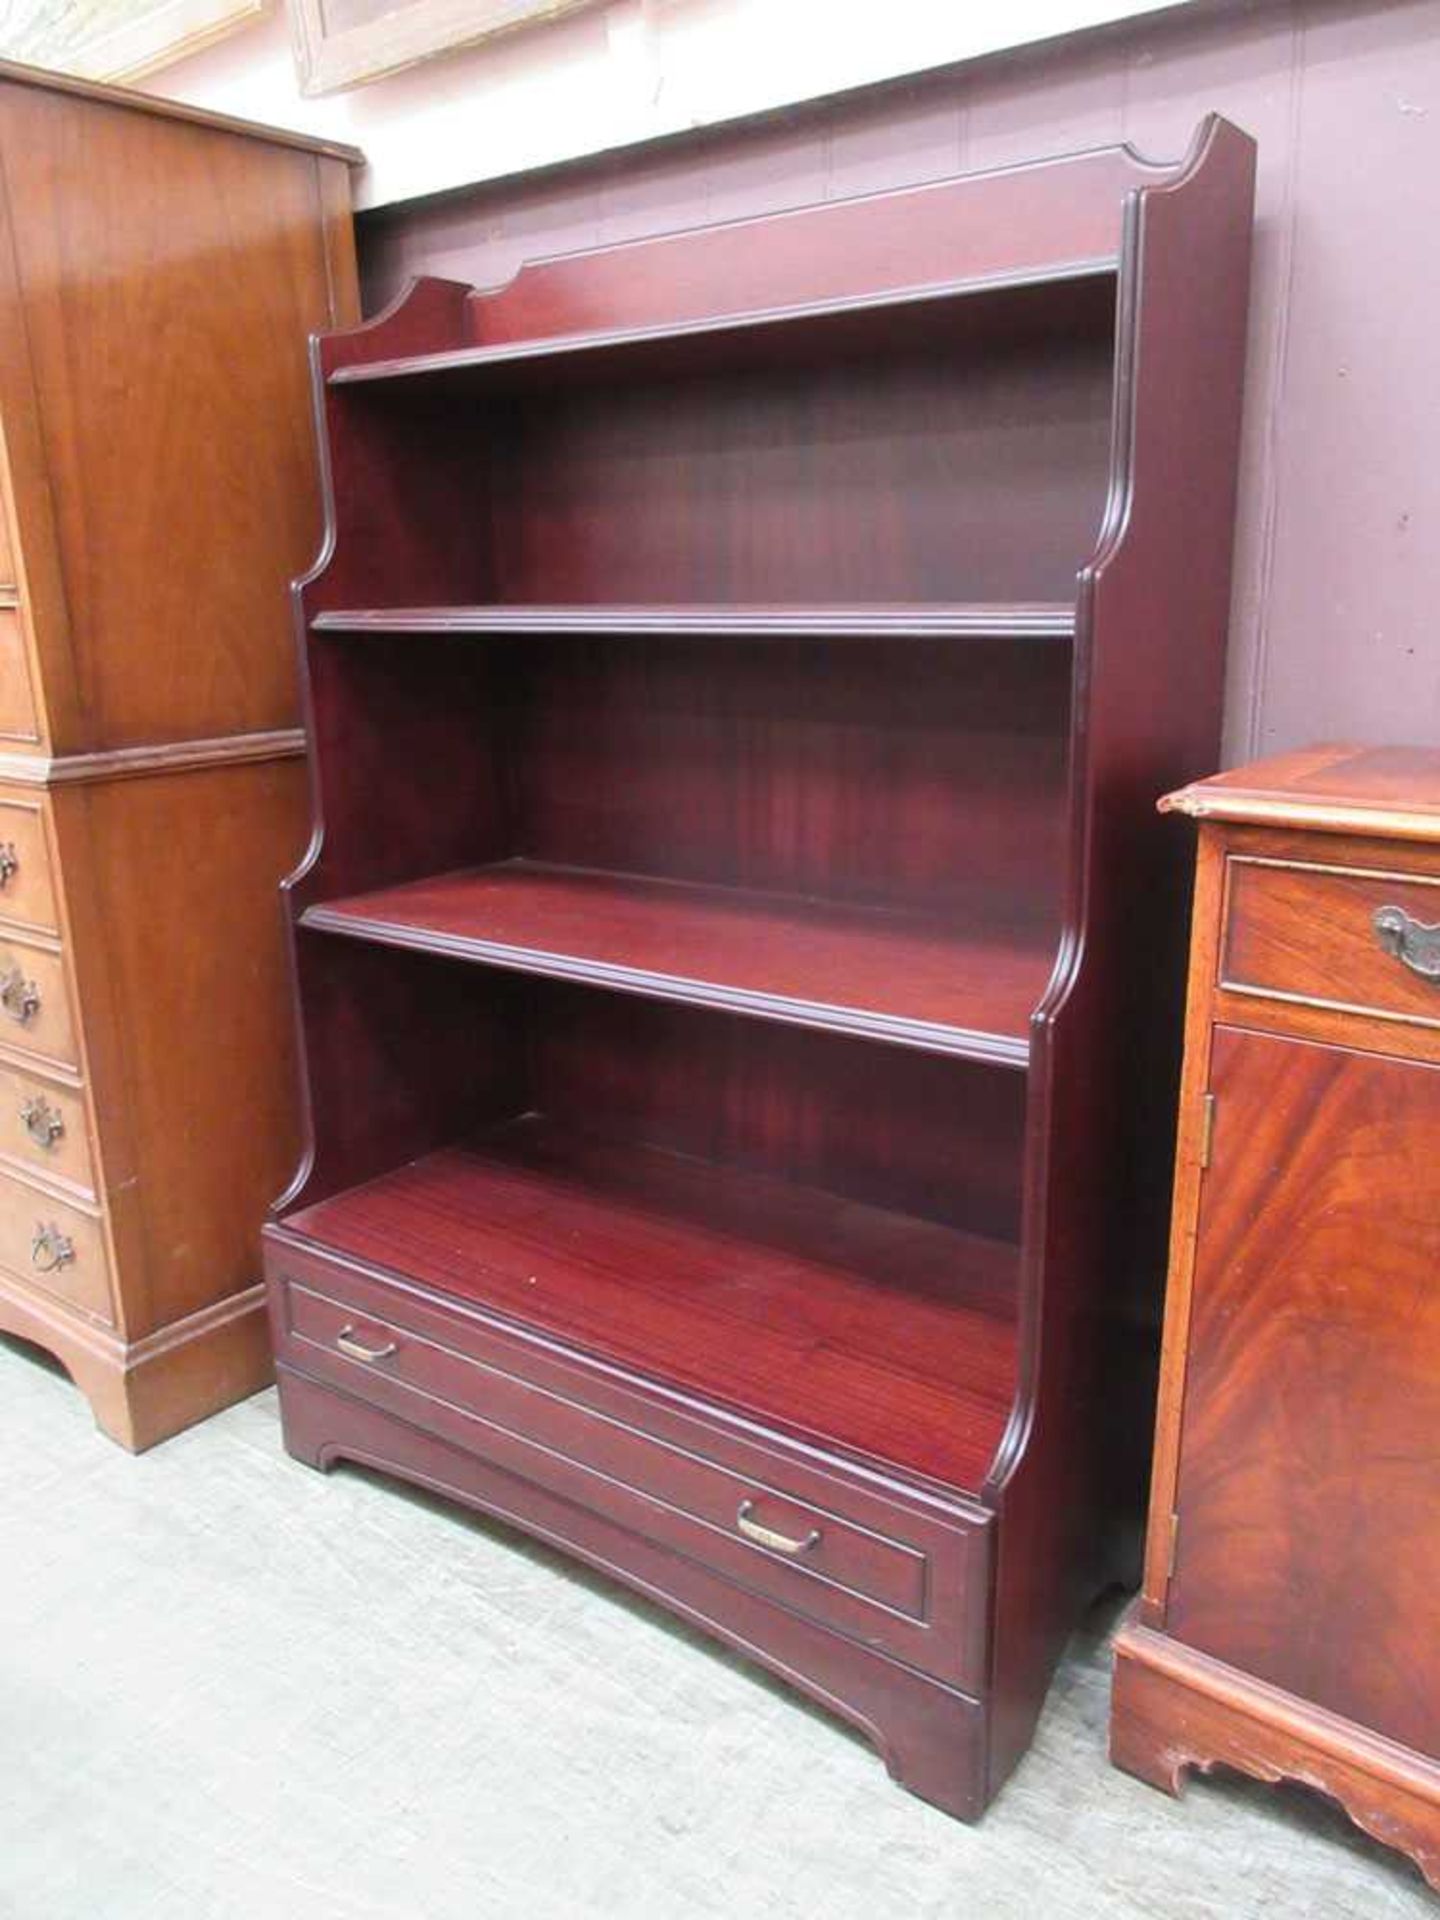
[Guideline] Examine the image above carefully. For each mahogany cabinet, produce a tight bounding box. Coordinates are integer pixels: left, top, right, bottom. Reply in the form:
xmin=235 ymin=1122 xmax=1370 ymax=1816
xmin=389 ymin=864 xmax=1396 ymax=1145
xmin=0 ymin=63 xmax=361 ymax=1447
xmin=1111 ymin=745 xmax=1440 ymax=1888
xmin=264 ymin=117 xmax=1254 ymax=1817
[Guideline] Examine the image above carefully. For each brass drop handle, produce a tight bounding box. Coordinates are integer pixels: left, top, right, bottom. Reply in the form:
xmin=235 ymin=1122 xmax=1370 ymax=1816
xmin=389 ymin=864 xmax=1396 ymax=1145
xmin=31 ymin=1222 xmax=74 ymax=1273
xmin=335 ymin=1324 xmax=398 ymax=1364
xmin=19 ymin=1094 xmax=63 ymax=1149
xmin=0 ymin=966 xmax=38 ymax=1024
xmin=0 ymin=843 xmax=18 ymax=890
xmin=1374 ymin=905 xmax=1440 ymax=983
xmin=736 ymin=1499 xmax=821 ymax=1558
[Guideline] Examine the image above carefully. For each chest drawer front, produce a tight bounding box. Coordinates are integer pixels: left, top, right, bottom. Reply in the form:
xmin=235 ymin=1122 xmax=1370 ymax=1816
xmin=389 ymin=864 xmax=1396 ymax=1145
xmin=0 ymin=608 xmax=37 ymax=741
xmin=0 ymin=794 xmax=57 ymax=934
xmin=1223 ymin=855 xmax=1440 ymax=1033
xmin=0 ymin=939 xmax=78 ymax=1070
xmin=267 ymin=1238 xmax=988 ymax=1692
xmin=0 ymin=1168 xmax=110 ymax=1321
xmin=0 ymin=1063 xmax=92 ymax=1195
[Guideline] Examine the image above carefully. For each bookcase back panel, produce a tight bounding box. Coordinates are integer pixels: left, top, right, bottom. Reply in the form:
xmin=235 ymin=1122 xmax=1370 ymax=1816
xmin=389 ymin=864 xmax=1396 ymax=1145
xmin=528 ymin=983 xmax=1027 ymax=1244
xmin=511 ymin=634 xmax=1071 ymax=917
xmin=295 ymin=927 xmax=1025 ymax=1242
xmin=485 ymin=325 xmax=1114 ymax=606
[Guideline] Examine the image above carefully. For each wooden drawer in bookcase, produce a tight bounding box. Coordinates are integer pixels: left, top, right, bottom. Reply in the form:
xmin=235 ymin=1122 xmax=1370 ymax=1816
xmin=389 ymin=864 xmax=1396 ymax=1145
xmin=0 ymin=608 xmax=36 ymax=741
xmin=0 ymin=1168 xmax=109 ymax=1321
xmin=1223 ymin=855 xmax=1440 ymax=1035
xmin=266 ymin=1236 xmax=990 ymax=1693
xmin=0 ymin=937 xmax=77 ymax=1070
xmin=0 ymin=1061 xmax=92 ymax=1195
xmin=0 ymin=791 xmax=57 ymax=933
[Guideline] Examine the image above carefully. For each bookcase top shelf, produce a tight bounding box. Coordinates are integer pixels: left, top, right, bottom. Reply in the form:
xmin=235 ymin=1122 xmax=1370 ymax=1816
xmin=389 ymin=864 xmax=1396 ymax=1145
xmin=327 ymin=263 xmax=1118 ymax=397
xmin=300 ymin=861 xmax=1055 ymax=1067
xmin=310 ymin=603 xmax=1078 ymax=640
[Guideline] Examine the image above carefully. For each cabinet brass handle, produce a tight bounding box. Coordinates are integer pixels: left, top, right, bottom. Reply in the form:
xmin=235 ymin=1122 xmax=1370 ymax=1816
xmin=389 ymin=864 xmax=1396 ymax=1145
xmin=0 ymin=966 xmax=38 ymax=1024
xmin=1373 ymin=905 xmax=1440 ymax=983
xmin=19 ymin=1094 xmax=63 ymax=1149
xmin=0 ymin=844 xmax=18 ymax=890
xmin=335 ymin=1324 xmax=398 ymax=1364
xmin=31 ymin=1222 xmax=74 ymax=1273
xmin=736 ymin=1499 xmax=821 ymax=1557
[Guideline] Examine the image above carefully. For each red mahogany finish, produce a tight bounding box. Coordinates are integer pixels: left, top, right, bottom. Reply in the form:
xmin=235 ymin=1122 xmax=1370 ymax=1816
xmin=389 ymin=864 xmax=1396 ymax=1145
xmin=1112 ymin=746 xmax=1440 ymax=1888
xmin=266 ymin=119 xmax=1254 ymax=1817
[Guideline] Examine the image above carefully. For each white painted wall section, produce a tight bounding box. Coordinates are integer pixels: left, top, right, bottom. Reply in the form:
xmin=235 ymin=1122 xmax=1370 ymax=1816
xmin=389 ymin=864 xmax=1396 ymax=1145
xmin=150 ymin=0 xmax=1200 ymax=208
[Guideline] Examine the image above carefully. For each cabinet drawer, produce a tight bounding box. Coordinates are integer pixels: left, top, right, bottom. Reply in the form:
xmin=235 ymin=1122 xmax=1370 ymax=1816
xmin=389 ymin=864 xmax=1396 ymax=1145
xmin=0 ymin=608 xmax=37 ymax=741
xmin=0 ymin=1168 xmax=110 ymax=1321
xmin=1223 ymin=856 xmax=1440 ymax=1033
xmin=0 ymin=938 xmax=77 ymax=1069
xmin=0 ymin=1062 xmax=92 ymax=1194
xmin=0 ymin=793 xmax=57 ymax=933
xmin=267 ymin=1239 xmax=988 ymax=1691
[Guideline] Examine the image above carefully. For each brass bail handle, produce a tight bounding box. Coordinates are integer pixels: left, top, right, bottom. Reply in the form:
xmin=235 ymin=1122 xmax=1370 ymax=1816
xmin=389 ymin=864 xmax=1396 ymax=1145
xmin=1374 ymin=905 xmax=1440 ymax=983
xmin=31 ymin=1222 xmax=74 ymax=1273
xmin=0 ymin=966 xmax=39 ymax=1024
xmin=735 ymin=1499 xmax=821 ymax=1558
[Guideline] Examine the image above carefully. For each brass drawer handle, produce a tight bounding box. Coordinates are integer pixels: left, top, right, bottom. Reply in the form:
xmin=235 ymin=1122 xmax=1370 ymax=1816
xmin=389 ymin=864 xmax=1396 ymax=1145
xmin=0 ymin=966 xmax=38 ymax=1024
xmin=335 ymin=1323 xmax=398 ymax=1364
xmin=736 ymin=1498 xmax=821 ymax=1558
xmin=19 ymin=1094 xmax=63 ymax=1149
xmin=0 ymin=843 xmax=18 ymax=890
xmin=31 ymin=1221 xmax=74 ymax=1273
xmin=1374 ymin=905 xmax=1440 ymax=983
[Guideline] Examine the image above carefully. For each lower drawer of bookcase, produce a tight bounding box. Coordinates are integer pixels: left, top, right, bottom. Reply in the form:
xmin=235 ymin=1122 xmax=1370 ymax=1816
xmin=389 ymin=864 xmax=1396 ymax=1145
xmin=265 ymin=1230 xmax=990 ymax=1693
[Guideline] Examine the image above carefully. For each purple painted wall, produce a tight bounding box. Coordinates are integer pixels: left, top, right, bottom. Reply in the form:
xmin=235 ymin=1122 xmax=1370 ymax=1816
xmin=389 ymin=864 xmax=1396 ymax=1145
xmin=359 ymin=0 xmax=1440 ymax=764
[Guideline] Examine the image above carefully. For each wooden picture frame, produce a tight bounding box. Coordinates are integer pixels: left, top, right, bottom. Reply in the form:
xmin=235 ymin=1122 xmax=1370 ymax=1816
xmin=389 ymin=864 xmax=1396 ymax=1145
xmin=287 ymin=0 xmax=601 ymax=97
xmin=0 ymin=0 xmax=266 ymax=82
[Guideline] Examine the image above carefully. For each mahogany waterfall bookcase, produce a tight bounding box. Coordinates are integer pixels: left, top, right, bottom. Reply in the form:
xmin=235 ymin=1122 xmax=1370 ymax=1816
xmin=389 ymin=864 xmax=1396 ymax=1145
xmin=263 ymin=116 xmax=1255 ymax=1817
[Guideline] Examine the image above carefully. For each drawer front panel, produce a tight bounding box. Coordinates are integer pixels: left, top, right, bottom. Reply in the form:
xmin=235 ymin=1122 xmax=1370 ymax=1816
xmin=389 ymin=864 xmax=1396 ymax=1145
xmin=0 ymin=794 xmax=57 ymax=933
xmin=1224 ymin=856 xmax=1440 ymax=1033
xmin=267 ymin=1237 xmax=988 ymax=1690
xmin=0 ymin=939 xmax=77 ymax=1069
xmin=0 ymin=1169 xmax=110 ymax=1321
xmin=0 ymin=608 xmax=36 ymax=741
xmin=0 ymin=1062 xmax=92 ymax=1194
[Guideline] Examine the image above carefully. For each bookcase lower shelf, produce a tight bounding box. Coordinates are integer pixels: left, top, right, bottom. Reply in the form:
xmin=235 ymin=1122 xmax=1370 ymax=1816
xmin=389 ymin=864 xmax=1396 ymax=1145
xmin=263 ymin=1169 xmax=1006 ymax=1815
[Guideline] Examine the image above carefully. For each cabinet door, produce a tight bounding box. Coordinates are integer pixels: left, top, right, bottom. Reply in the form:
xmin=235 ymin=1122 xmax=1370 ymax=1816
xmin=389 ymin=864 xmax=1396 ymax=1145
xmin=1166 ymin=1025 xmax=1440 ymax=1757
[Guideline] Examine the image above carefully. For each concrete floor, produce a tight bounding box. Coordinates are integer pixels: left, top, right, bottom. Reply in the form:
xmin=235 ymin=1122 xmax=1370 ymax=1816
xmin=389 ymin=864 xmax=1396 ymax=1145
xmin=1 ymin=1334 xmax=1432 ymax=1920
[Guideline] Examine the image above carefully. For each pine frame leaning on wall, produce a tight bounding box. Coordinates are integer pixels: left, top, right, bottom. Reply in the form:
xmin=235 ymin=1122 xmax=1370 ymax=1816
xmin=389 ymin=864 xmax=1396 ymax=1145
xmin=286 ymin=0 xmax=601 ymax=96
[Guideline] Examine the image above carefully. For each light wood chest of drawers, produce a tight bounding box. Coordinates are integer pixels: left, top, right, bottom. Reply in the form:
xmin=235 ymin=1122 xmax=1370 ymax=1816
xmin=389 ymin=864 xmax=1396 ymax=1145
xmin=0 ymin=61 xmax=361 ymax=1447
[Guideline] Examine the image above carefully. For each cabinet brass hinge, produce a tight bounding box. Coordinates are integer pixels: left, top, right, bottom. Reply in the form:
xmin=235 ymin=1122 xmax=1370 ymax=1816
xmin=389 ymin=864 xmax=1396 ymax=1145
xmin=1198 ymin=1091 xmax=1216 ymax=1171
xmin=1166 ymin=1511 xmax=1180 ymax=1585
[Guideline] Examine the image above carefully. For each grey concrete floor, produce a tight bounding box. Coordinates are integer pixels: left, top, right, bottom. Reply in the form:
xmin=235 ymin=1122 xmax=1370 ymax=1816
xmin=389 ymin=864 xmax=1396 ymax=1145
xmin=0 ymin=1333 xmax=1432 ymax=1920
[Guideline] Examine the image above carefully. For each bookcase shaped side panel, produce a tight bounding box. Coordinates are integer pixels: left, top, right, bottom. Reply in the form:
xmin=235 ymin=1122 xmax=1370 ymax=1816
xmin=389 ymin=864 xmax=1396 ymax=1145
xmin=984 ymin=116 xmax=1256 ymax=1799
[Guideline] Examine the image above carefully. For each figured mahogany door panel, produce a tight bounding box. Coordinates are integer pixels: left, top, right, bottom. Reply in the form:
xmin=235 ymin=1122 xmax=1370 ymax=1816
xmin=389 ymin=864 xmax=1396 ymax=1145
xmin=1167 ymin=1027 xmax=1440 ymax=1757
xmin=1224 ymin=855 xmax=1440 ymax=1033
